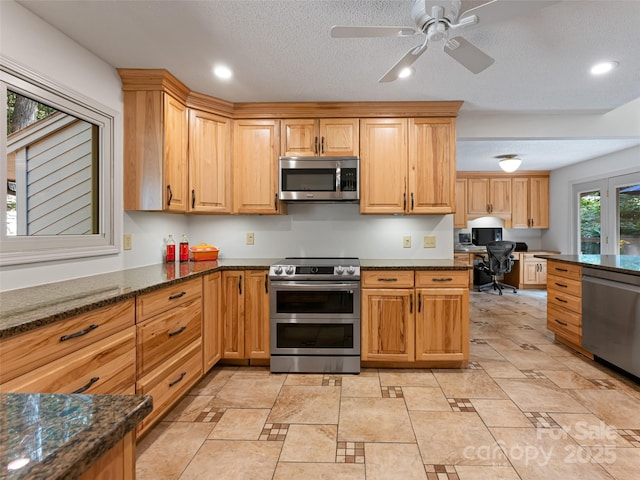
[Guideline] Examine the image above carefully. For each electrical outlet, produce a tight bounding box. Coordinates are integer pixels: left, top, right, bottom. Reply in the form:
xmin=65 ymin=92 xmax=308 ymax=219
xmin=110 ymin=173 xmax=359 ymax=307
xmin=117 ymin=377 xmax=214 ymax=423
xmin=423 ymin=235 xmax=436 ymax=248
xmin=246 ymin=232 xmax=255 ymax=245
xmin=123 ymin=233 xmax=133 ymax=250
xmin=402 ymin=236 xmax=411 ymax=248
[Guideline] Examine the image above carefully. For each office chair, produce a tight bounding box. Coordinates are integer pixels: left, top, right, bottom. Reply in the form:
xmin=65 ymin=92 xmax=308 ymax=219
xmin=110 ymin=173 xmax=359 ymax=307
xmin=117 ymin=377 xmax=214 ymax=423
xmin=475 ymin=241 xmax=518 ymax=295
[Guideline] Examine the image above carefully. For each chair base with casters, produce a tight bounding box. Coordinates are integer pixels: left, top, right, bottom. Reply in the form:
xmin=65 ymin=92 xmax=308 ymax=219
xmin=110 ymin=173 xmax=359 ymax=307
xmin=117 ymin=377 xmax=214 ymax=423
xmin=474 ymin=240 xmax=519 ymax=296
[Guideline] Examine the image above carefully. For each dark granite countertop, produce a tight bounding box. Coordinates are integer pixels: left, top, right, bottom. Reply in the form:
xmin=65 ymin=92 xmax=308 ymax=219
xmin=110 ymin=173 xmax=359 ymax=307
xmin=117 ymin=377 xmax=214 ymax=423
xmin=0 ymin=393 xmax=152 ymax=480
xmin=1 ymin=257 xmax=469 ymax=339
xmin=534 ymin=254 xmax=640 ymax=276
xmin=360 ymin=258 xmax=471 ymax=270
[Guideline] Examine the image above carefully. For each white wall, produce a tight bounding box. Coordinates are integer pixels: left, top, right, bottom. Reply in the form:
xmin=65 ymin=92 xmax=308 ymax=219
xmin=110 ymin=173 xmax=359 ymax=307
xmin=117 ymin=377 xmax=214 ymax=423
xmin=543 ymin=145 xmax=640 ymax=254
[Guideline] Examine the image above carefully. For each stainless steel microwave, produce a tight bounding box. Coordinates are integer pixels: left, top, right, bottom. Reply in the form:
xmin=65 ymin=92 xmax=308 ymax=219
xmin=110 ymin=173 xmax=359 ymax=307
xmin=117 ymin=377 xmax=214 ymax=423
xmin=278 ymin=156 xmax=359 ymax=201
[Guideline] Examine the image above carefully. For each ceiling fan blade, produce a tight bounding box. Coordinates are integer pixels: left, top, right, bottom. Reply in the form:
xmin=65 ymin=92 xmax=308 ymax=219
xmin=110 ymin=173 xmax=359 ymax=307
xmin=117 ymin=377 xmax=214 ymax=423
xmin=330 ymin=25 xmax=419 ymax=38
xmin=444 ymin=36 xmax=494 ymax=74
xmin=458 ymin=0 xmax=559 ymax=28
xmin=379 ymin=43 xmax=428 ymax=83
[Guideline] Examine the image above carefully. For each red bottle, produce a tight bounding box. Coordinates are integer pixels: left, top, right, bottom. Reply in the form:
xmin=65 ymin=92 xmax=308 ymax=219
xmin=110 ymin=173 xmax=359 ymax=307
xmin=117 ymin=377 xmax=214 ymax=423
xmin=165 ymin=234 xmax=176 ymax=262
xmin=179 ymin=234 xmax=189 ymax=262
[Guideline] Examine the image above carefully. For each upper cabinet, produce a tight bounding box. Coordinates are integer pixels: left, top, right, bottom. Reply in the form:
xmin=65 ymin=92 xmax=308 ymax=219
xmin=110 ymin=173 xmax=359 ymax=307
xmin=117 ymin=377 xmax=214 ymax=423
xmin=454 ymin=178 xmax=467 ymax=228
xmin=233 ymin=119 xmax=284 ymax=214
xmin=188 ymin=109 xmax=232 ymax=213
xmin=360 ymin=117 xmax=456 ymax=214
xmin=457 ymin=172 xmax=550 ymax=228
xmin=121 ymin=84 xmax=189 ymax=211
xmin=512 ymin=176 xmax=550 ymax=229
xmin=281 ymin=118 xmax=359 ymax=156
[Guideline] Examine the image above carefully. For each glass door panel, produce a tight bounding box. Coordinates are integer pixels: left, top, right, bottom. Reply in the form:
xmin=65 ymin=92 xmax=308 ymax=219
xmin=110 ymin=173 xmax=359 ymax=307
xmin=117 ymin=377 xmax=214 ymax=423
xmin=579 ymin=190 xmax=602 ymax=254
xmin=615 ymin=181 xmax=640 ymax=255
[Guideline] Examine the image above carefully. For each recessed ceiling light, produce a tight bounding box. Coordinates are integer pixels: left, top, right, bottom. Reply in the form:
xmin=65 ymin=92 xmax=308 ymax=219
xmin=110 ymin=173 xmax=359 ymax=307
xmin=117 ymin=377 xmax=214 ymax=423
xmin=398 ymin=67 xmax=414 ymax=79
xmin=590 ymin=61 xmax=619 ymax=75
xmin=213 ymin=65 xmax=232 ymax=80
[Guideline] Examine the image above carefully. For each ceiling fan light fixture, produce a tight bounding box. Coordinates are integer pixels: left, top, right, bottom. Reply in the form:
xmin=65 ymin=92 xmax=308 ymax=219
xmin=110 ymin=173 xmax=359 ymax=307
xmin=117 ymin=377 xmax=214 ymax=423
xmin=496 ymin=154 xmax=522 ymax=172
xmin=398 ymin=67 xmax=415 ymax=79
xmin=590 ymin=61 xmax=619 ymax=75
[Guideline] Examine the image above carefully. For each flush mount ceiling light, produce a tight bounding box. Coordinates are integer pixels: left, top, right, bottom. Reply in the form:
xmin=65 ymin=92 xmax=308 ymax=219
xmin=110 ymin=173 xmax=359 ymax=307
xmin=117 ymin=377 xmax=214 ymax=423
xmin=496 ymin=154 xmax=522 ymax=173
xmin=213 ymin=64 xmax=232 ymax=80
xmin=590 ymin=60 xmax=619 ymax=75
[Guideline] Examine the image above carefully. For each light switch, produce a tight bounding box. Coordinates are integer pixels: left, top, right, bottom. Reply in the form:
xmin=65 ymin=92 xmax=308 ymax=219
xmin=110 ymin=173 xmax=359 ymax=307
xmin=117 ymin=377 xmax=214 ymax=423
xmin=403 ymin=236 xmax=411 ymax=248
xmin=123 ymin=233 xmax=133 ymax=250
xmin=246 ymin=232 xmax=255 ymax=245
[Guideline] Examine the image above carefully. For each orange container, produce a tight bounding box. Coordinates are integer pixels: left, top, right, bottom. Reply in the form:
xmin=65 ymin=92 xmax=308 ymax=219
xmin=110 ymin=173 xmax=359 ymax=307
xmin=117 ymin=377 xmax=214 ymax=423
xmin=189 ymin=244 xmax=219 ymax=261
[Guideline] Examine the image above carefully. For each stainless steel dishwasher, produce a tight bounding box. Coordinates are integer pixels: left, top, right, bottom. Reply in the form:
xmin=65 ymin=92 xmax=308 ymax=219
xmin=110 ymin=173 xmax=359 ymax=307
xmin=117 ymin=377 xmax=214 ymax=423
xmin=582 ymin=267 xmax=640 ymax=378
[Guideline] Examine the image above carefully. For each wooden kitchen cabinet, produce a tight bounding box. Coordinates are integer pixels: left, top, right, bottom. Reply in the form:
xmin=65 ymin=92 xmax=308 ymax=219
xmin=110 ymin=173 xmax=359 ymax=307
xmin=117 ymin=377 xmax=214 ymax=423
xmin=467 ymin=177 xmax=512 ymax=219
xmin=188 ymin=109 xmax=232 ymax=213
xmin=135 ymin=277 xmax=203 ymax=436
xmin=414 ymin=271 xmax=469 ymax=362
xmin=360 ymin=118 xmax=456 ymax=214
xmin=502 ymin=252 xmax=556 ymax=289
xmin=79 ymin=432 xmax=135 ymax=480
xmin=203 ymin=272 xmax=223 ymax=371
xmin=233 ymin=120 xmax=284 ymax=214
xmin=221 ymin=270 xmax=270 ymax=360
xmin=121 ymin=89 xmax=189 ymax=212
xmin=0 ymin=299 xmax=136 ymax=394
xmin=512 ymin=176 xmax=550 ymax=228
xmin=361 ymin=271 xmax=415 ymax=362
xmin=361 ymin=269 xmax=469 ymax=365
xmin=281 ymin=118 xmax=359 ymax=156
xmin=454 ymin=178 xmax=467 ymax=228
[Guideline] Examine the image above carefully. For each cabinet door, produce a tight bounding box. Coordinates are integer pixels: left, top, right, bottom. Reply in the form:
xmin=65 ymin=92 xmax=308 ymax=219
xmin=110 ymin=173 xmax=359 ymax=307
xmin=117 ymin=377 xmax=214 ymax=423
xmin=523 ymin=260 xmax=540 ymax=284
xmin=415 ymin=288 xmax=468 ymax=361
xmin=360 ymin=118 xmax=408 ymax=214
xmin=319 ymin=118 xmax=359 ymax=156
xmin=537 ymin=259 xmax=548 ymax=284
xmin=233 ymin=120 xmax=282 ymax=214
xmin=281 ymin=119 xmax=317 ymax=156
xmin=203 ymin=272 xmax=222 ymax=371
xmin=454 ymin=179 xmax=467 ymax=228
xmin=467 ymin=178 xmax=490 ymax=215
xmin=408 ymin=118 xmax=455 ymax=214
xmin=164 ymin=93 xmax=188 ymax=212
xmin=361 ymin=289 xmax=414 ymax=362
xmin=511 ymin=177 xmax=530 ymax=228
xmin=490 ymin=178 xmax=512 ymax=215
xmin=245 ymin=270 xmax=270 ymax=359
xmin=188 ymin=109 xmax=232 ymax=213
xmin=529 ymin=177 xmax=550 ymax=228
xmin=221 ymin=271 xmax=245 ymax=358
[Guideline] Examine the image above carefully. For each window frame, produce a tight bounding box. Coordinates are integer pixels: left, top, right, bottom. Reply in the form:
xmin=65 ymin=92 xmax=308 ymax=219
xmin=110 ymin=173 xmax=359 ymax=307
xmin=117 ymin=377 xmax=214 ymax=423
xmin=0 ymin=57 xmax=119 ymax=266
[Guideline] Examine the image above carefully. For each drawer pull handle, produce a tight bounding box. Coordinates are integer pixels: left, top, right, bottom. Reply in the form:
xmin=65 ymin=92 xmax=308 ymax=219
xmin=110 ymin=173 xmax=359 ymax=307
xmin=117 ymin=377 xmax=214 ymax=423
xmin=169 ymin=291 xmax=187 ymax=300
xmin=555 ymin=268 xmax=568 ymax=272
xmin=555 ymin=297 xmax=568 ymax=303
xmin=60 ymin=324 xmax=99 ymax=342
xmin=554 ymin=282 xmax=568 ymax=288
xmin=432 ymin=277 xmax=453 ymax=282
xmin=168 ymin=325 xmax=187 ymax=337
xmin=378 ymin=277 xmax=398 ymax=282
xmin=169 ymin=371 xmax=187 ymax=388
xmin=73 ymin=376 xmax=100 ymax=394
xmin=554 ymin=319 xmax=568 ymax=327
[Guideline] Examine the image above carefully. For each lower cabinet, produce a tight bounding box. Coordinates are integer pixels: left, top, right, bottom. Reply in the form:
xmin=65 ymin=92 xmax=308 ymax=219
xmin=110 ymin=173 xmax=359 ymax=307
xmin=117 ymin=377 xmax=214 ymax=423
xmin=361 ymin=270 xmax=469 ymax=365
xmin=221 ymin=270 xmax=270 ymax=360
xmin=79 ymin=432 xmax=135 ymax=480
xmin=203 ymin=271 xmax=223 ymax=371
xmin=503 ymin=252 xmax=555 ymax=289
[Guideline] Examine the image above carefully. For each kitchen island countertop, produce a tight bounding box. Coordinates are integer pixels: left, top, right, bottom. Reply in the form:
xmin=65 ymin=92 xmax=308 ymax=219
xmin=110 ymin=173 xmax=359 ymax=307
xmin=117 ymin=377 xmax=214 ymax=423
xmin=0 ymin=392 xmax=152 ymax=480
xmin=533 ymin=254 xmax=640 ymax=276
xmin=1 ymin=258 xmax=470 ymax=339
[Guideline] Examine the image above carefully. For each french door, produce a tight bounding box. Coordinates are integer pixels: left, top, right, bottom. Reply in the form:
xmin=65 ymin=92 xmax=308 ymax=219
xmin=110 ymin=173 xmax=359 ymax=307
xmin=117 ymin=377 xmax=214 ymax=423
xmin=574 ymin=172 xmax=640 ymax=254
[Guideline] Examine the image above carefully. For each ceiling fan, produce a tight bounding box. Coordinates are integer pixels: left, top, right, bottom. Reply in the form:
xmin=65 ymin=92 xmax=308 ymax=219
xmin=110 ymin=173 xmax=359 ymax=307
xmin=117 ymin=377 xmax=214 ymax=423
xmin=331 ymin=0 xmax=555 ymax=83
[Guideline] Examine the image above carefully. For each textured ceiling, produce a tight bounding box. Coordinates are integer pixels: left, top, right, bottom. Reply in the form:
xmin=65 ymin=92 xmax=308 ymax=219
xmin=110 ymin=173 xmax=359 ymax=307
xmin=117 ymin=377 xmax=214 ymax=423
xmin=14 ymin=0 xmax=640 ymax=170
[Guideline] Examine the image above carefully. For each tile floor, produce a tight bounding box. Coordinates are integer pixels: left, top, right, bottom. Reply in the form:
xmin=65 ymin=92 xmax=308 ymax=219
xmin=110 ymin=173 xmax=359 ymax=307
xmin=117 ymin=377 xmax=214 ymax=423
xmin=136 ymin=290 xmax=640 ymax=479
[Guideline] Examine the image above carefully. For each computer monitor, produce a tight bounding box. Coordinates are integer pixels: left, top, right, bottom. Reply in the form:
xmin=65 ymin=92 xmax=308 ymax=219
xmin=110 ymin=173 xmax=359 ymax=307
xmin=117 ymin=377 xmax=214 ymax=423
xmin=471 ymin=227 xmax=503 ymax=246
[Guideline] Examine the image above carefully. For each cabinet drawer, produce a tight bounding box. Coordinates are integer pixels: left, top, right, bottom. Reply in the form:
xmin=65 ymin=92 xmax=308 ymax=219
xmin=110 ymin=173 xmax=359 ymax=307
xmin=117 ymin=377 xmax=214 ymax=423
xmin=137 ymin=298 xmax=202 ymax=377
xmin=1 ymin=327 xmax=136 ymax=394
xmin=137 ymin=340 xmax=202 ymax=435
xmin=548 ymin=303 xmax=581 ymax=328
xmin=548 ymin=287 xmax=582 ymax=314
xmin=415 ymin=270 xmax=468 ymax=288
xmin=362 ymin=271 xmax=414 ymax=288
xmin=547 ymin=261 xmax=581 ymax=281
xmin=136 ymin=278 xmax=202 ymax=322
xmin=547 ymin=274 xmax=582 ymax=297
xmin=0 ymin=299 xmax=134 ymax=384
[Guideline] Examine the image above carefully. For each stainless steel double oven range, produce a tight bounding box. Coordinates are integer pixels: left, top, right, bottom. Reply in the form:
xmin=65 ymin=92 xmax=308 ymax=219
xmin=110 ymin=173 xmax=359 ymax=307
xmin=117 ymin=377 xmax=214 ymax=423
xmin=269 ymin=257 xmax=361 ymax=374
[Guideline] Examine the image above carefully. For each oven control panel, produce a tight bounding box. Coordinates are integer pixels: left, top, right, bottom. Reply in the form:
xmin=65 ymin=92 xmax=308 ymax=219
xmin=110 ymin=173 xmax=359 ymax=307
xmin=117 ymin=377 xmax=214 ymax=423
xmin=269 ymin=264 xmax=360 ymax=280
